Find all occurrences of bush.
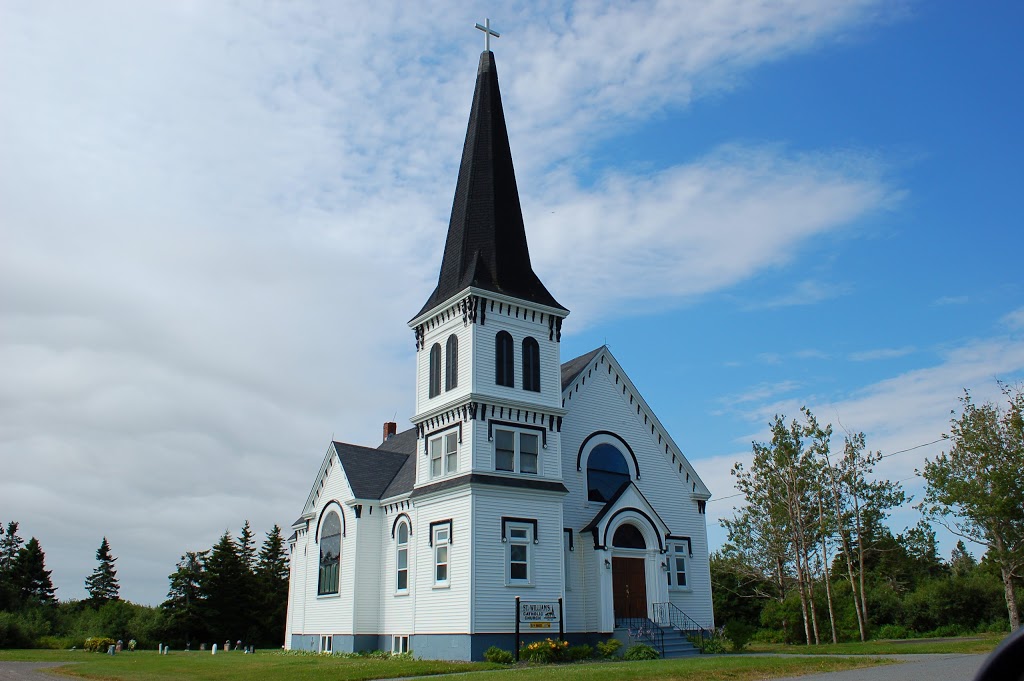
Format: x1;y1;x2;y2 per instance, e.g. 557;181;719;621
521;637;568;663
36;635;81;649
596;638;622;659
873;624;912;640
693;631;726;654
623;643;659;660
567;644;593;661
751;627;786;644
724;621;756;651
84;637;116;653
483;646;514;664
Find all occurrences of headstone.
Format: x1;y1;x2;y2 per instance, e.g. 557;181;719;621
212;644;217;655
107;645;115;655
200;643;206;651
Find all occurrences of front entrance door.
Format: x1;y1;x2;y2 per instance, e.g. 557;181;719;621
612;557;647;620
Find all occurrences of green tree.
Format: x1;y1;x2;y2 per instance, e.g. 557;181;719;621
919;384;1024;630
0;521;26;610
202;531;246;640
950;540;977;577
254;525;289;646
84;537;120;605
162;550;209;647
12;538;57;606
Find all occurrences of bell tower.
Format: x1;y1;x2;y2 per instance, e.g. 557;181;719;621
408;42;568;489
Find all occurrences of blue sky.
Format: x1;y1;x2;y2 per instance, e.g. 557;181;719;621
1;1;1022;604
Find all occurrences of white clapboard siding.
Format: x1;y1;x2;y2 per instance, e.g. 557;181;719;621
354;507;383;634
470;488;565;633
415;313;475;416
378;504;415;635
471;411;563;479
412;490;474;633
469;303;562;410
298;460;357;635
560;350;714;630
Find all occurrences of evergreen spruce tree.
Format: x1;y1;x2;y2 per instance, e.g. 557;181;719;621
162;550;209;647
202;530;246;641
85;537;121;605
255;525;289;646
13;537;57;606
237;521;257;573
0;521;24;572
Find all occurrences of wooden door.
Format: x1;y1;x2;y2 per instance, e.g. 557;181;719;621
612;557;647;620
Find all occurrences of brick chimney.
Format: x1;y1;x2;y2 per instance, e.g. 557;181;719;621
383;421;397;443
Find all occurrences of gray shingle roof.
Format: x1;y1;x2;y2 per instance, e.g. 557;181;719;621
415;51;565;318
333;441;410;500
561;346;603;391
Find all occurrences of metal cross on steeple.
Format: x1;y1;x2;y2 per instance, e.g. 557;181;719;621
474;18;500;52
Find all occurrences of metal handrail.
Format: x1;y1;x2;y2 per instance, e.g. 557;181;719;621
616;616;664;657
652;602;709;653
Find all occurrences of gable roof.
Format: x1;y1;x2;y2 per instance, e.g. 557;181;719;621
561;346;603;391
333;441;409;500
415;50;565;318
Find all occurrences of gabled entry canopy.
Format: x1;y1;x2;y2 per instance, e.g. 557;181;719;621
581;481;671;553
416;50;566;318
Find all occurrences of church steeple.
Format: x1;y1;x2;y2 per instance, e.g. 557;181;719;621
416;50;566;318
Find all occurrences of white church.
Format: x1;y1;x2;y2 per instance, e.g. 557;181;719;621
284;38;714;661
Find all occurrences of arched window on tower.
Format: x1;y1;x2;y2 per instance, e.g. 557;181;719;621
429;343;441;398
522;337;540;392
445;335;458;391
495;331;514;387
587;443;631;503
318;511;341;595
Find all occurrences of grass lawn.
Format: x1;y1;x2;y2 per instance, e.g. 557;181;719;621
746;633;1005;656
0;649;894;681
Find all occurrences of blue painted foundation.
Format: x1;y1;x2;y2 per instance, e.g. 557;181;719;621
291;631;613;661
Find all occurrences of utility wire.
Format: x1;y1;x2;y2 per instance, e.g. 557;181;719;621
707;437;946;504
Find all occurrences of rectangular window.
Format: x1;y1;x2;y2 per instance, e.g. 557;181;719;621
434;526;450;586
320;635;332;653
493;428;540;475
668;544;687;588
391;635;409;654
520;433;538;474
429;430;458;478
507;524;532;584
495;429;515;471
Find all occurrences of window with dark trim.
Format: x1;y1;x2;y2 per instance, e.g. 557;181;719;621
587;443;630;502
494;428;539;474
395;521;409;592
428;343;441;398
668;543;687;588
612;524;646;549
522;337;540;392
445;335;458;391
495;331;514;387
318;511;341;595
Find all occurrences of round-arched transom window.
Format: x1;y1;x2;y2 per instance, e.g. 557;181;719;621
612;523;646;549
587;443;631;503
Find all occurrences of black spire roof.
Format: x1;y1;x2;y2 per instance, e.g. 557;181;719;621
415;50;566;318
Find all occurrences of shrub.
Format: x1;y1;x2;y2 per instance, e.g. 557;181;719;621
623;643;659;660
567;644;593;661
84;637;116;653
596;638;622;659
873;624;912;640
751;627;786;644
36;635;81;649
724;621;756;651
521;637;568;663
693;631;726;654
483;646;514;664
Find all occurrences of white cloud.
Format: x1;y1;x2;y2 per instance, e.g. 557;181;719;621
1002;307;1024;330
849;346;917;361
0;0;902;602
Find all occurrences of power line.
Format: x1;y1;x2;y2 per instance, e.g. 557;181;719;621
707;437;946;504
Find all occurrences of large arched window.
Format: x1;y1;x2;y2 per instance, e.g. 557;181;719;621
445;335;458;391
396;521;409;592
429;343;441;398
495;331;514;387
587;444;631;503
522;337;540;392
612;523;647;549
318;511;341;595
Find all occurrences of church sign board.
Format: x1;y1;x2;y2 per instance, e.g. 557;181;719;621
515;597;564;660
